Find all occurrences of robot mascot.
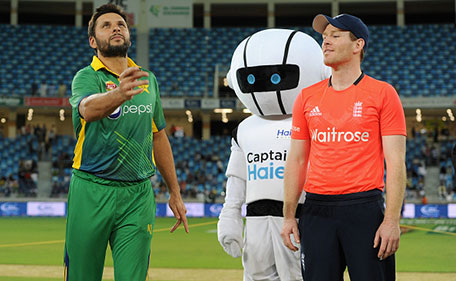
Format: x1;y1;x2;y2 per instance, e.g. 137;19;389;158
217;29;330;281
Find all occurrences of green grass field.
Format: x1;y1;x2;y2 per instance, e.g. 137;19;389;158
0;217;455;281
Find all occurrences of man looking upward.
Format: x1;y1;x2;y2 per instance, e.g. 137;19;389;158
65;4;188;281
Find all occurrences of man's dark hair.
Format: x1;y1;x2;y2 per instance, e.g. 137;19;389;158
88;4;129;38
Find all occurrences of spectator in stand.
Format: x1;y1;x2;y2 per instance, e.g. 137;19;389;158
48;83;57;96
31;82;38;96
57;82;67;97
431;146;439;166
48;125;56;146
445;168;454;194
417;163;427;179
417;178;425;193
441;126;450;140
18;159;37;197
440;166;447;184
169;124;177;136
39;82;48;97
438;181;447;201
433;125;439;143
173;126;185;138
18;160;27;195
421;194;428;204
50;180;62;198
6;175;18;195
0;176;9;197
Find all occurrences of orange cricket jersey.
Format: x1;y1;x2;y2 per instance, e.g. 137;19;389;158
291;74;406;195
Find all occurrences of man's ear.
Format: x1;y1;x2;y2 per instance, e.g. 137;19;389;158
353;38;364;55
356;38;365;53
89;36;97;50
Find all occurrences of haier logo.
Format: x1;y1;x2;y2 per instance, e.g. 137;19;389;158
276;129;291;139
311;127;369;143
248;162;284;180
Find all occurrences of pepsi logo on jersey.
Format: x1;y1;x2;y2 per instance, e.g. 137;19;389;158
107;104;154;120
108;106;122;120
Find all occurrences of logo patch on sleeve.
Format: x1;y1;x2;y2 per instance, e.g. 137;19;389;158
106;81;118;91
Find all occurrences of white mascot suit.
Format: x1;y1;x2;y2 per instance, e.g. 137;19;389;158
217;29;330;281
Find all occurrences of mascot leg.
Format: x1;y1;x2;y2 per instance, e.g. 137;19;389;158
242;217;280;281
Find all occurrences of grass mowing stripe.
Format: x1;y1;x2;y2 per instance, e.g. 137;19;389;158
153;220;217;233
0;220;217;248
400;224;456;237
0;240;65;248
4;221;449;249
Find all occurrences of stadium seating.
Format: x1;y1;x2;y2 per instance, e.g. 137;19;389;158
0;24;454;97
163;135;231;196
0;135;38;179
46;135;231;198
0;132;454;200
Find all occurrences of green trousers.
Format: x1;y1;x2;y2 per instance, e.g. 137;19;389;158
64;170;156;281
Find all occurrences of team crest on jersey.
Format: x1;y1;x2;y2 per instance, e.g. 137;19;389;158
353;101;363;117
108;106;122;120
105;81;118;91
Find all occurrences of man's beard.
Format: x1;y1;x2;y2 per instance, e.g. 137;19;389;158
96;36;130;58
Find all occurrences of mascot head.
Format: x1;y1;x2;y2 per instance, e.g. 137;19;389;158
227;29;331;116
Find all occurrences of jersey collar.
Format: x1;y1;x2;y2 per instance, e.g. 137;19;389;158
90;56;140;76
328;71;365;87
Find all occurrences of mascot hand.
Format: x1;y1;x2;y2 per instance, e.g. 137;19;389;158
217;214;243;258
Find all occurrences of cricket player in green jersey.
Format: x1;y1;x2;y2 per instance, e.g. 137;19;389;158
64;4;189;281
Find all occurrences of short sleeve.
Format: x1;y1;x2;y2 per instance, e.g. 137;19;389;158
150;74;166;132
380;84;407;136
291;92;310;140
70;68;100;114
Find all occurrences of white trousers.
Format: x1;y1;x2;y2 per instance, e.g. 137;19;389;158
243;216;303;281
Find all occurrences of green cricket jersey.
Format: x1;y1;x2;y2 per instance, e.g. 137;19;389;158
69;56;166;182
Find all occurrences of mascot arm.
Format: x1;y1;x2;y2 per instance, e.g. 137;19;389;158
217;138;246;258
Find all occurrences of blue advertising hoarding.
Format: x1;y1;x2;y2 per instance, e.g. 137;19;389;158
415;204;448;218
204;203;224;217
0;202;27;216
0;202;454;218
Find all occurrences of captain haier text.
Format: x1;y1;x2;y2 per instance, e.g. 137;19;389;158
247;150;287;181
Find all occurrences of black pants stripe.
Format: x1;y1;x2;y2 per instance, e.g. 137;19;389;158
298;189;395;281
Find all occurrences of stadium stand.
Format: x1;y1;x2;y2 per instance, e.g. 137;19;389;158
0;18;454;201
0;134;39;197
0;131;452;201
0;24;455;97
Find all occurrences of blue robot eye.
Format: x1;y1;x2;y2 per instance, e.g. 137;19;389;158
271;73;281;85
247;74;255;84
